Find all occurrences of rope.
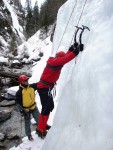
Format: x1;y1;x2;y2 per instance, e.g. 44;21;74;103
20;115;23;142
56;0;78;52
18;116;23;149
76;0;88;26
71;0;88;73
70;0;88;45
56;0;88;53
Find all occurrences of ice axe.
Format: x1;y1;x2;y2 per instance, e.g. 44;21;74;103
79;25;90;44
74;26;82;44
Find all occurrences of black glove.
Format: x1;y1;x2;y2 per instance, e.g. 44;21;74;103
73;42;78;48
20;109;26;116
69;42;78;52
69;44;79;56
78;44;84;51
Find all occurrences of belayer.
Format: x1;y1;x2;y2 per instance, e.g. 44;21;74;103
36;41;84;138
16;75;40;141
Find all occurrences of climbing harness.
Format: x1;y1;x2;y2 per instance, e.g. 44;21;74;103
40;79;56;98
52;84;56;98
23;102;36;109
40;79;56;87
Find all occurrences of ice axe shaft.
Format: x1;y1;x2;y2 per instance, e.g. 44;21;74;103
74;26;82;43
79;25;90;44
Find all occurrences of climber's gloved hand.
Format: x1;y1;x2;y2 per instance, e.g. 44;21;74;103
69;42;79;56
73;42;78;49
69;42;78;52
78;44;84;51
20;109;26;116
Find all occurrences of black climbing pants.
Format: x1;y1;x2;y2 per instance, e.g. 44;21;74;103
37;88;54;115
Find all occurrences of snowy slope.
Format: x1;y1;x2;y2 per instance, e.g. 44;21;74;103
18;25;53;60
0;0;25;55
9;132;44;150
3;0;25;41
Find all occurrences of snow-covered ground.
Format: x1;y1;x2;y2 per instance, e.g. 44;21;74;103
9;131;44;150
0;56;8;63
9;0;113;149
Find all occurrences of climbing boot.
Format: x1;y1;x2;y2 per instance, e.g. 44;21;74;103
46;124;51;130
28;135;34;141
36;129;47;139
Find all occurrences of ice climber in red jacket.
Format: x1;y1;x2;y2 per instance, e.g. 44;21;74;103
36;43;84;138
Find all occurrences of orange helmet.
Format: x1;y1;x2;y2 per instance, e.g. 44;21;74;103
56;51;65;57
18;75;29;84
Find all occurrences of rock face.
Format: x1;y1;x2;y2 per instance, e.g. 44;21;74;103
0;109;12;123
0;105;37;150
0;107;23;150
0;133;5;141
6;132;20;140
0;142;6;149
0;100;15;107
0;0;25;56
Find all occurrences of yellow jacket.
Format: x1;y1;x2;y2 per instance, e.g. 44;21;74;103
16;83;37;111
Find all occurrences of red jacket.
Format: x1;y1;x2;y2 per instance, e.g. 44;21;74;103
37;50;76;88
